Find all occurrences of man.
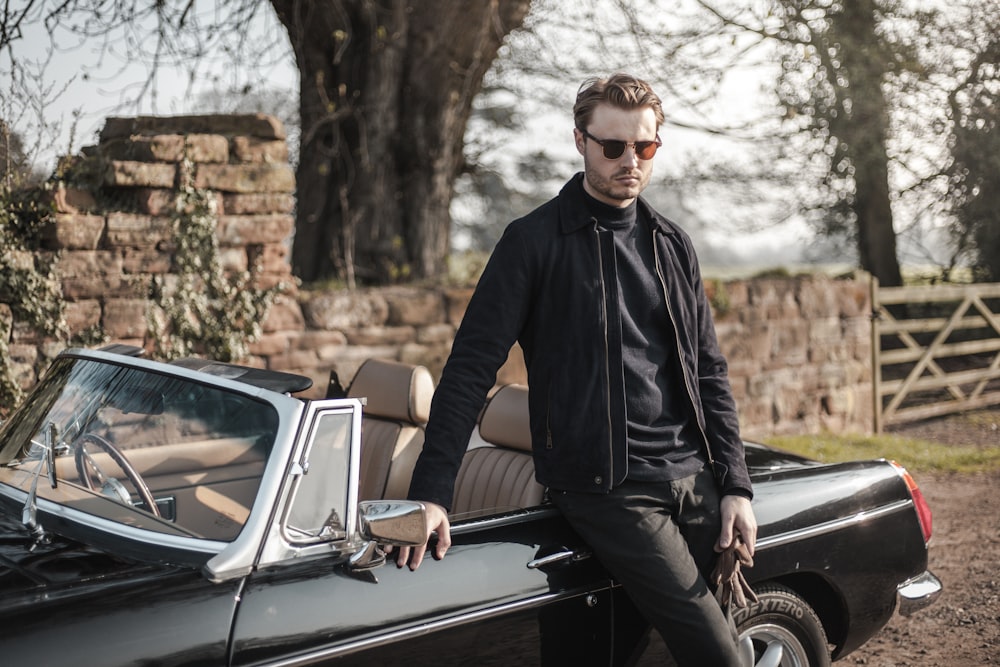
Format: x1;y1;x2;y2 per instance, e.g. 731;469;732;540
398;73;757;666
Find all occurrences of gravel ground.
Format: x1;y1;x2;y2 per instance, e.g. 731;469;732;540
843;411;1000;666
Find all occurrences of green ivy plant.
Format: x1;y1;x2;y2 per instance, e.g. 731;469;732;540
148;159;286;362
706;277;732;318
0;183;68;412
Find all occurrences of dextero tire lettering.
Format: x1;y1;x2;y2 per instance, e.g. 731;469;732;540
735;584;831;667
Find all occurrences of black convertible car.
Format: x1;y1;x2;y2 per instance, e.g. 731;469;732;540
0;346;939;666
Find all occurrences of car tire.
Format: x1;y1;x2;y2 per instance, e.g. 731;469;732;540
734;583;831;667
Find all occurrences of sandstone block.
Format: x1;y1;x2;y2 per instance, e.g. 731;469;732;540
837;281;871;318
798;277;839;320
222;192;295;215
60;278;121;300
106;213;173;247
345;326;417;346
231;136;289;163
262;297;305;333
10;317;47;343
122;248;172;274
217;214;294;245
45;213;105;250
293;330;351;350
63;275;149;301
749;280;800;320
101;135;182;161
809;340;852;364
416;323;455;344
384;288;445;326
135;188;176;215
57;250;134;299
302;291;390;330
250;243;291;274
58;250;123;278
105;160;177;188
313;335;349;363
194;163;295;193
101;133;230;163
102;299;149;339
185;134;230;163
769;321;808;366
247;332;291;357
64;300;102;334
721;280;750;312
808;316;843;346
7;343;38;389
823;388;857;420
268;348;320;371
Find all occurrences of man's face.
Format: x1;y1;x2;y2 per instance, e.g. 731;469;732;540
574;104;659;208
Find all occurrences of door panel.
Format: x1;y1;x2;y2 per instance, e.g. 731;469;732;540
231;510;613;666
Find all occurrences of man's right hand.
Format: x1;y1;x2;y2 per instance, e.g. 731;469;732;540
390;501;451;570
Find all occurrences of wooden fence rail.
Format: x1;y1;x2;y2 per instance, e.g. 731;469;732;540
871;279;1000;432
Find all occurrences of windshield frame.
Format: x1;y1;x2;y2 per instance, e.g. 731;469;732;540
0;348;306;570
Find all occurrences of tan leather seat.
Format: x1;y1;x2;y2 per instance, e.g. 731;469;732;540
450;384;544;517
347;358;434;501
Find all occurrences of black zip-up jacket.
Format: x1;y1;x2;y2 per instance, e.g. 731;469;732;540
408;174;752;509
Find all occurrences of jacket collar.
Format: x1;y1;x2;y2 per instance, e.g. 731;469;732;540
558;173;674;236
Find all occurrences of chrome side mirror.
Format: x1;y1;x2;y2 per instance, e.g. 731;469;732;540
349;501;428;571
357;500;428;546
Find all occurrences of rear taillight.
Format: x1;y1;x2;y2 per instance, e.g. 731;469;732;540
891;461;933;544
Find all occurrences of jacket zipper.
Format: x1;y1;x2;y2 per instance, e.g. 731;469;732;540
651;228;716;469
595;225;615;486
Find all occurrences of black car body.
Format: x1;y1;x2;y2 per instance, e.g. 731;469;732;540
0;347;939;666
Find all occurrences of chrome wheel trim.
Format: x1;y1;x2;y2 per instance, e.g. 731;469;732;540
740;622;809;667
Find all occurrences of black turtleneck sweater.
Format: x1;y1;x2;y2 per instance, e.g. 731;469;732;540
583;190;705;482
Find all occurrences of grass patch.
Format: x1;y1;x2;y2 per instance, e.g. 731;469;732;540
763;432;1000;474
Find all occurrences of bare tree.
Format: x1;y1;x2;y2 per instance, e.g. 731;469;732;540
938;6;1000;282
649;0;916;286
271;1;530;285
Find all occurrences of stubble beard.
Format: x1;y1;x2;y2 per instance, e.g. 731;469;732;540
584;163;650;206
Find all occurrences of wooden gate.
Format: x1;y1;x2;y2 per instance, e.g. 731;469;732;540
871;279;1000;431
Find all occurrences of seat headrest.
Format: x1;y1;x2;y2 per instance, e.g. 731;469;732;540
347;359;434;424
478;384;532;452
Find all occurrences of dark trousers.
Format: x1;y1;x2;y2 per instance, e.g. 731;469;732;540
550;466;741;667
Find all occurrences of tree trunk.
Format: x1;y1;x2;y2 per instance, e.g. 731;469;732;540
834;0;904;287
271;0;531;286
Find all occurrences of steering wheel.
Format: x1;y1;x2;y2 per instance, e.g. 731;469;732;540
74;433;161;518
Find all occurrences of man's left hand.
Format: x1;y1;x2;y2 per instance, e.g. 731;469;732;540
716;494;757;556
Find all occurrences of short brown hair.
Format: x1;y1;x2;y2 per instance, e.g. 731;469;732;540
573;73;665;131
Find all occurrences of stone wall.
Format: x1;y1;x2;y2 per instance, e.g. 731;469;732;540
7;113;302;390
710;277;873;438
4;114;873;437
293;276;873;439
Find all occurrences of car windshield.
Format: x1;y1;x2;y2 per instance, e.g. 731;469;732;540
0;355;280;541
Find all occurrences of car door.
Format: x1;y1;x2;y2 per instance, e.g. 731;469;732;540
228;399;616;666
231;509;615;666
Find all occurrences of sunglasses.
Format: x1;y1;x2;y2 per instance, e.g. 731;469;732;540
580;129;662;160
